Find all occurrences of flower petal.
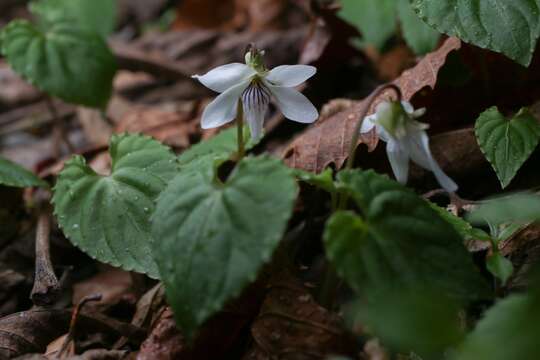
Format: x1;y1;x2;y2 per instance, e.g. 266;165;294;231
193;63;256;93
201;80;250;129
407;131;458;192
386;139;410;184
268;85;318;123
266;65;316;87
360;114;377;133
243;102;267;141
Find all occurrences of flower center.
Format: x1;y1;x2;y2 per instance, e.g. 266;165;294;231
241;79;271;114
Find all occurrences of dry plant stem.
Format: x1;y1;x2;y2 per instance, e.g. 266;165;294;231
236;100;245;160
318;84;402;309
31;210;61;306
58;294;103;357
45;96;75;155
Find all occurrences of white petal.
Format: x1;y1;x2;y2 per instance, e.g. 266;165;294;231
201;81;250;129
401;101;415;114
265;65;316;87
408;131;458;192
193;63;256;93
360;114;377;133
243;102;268;141
386;140;410;184
268;85;318;123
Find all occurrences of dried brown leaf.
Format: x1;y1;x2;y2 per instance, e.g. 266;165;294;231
283;37;462;173
242;271;356;360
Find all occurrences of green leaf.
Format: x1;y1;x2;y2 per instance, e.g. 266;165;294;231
338;0;397;50
455;293;540;360
350;290;463;359
53;134;178;278
178;127;254;169
467;192;540;226
475;107;540;188
428;202;490;241
486;252;513;285
410;0;540;66
294;168;336;194
397;1;440;55
153;155;297;339
0;20;116;108
30;0;117;37
0;156;47;188
325;170;489;301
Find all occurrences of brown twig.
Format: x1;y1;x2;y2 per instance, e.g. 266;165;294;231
31;210;61;306
58;294;103;358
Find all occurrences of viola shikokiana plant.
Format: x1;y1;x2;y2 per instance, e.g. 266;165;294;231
1;0;540;358
49;45;540;359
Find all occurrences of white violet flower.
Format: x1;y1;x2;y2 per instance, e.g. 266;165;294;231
193;49;319;140
360;100;458;192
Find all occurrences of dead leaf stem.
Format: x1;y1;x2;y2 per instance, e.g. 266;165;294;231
31;210;61;306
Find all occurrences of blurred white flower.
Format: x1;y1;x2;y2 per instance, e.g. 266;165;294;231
361;100;458;192
193;49;318;140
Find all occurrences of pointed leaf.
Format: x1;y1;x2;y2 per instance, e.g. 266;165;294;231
0;20;116;108
53;134;178;278
0;156;47;188
325;170;489;301
486;252;513;285
475;107;540;188
153;155;297;339
410;0;540;66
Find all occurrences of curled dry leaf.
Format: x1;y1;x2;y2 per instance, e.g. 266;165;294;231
283;37;462;173
242;271;356;360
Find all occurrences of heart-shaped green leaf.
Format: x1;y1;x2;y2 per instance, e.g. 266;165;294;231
53;134;178;278
410;0;540;66
0;20;116;108
456;293;540;360
325;170;489;302
153;155;297;339
0;156;47;188
475;107;540;188
30;0;117;37
397;1;439;55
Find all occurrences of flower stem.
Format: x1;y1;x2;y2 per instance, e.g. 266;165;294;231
236;100;245;160
345;83;402;170
318;84;402;309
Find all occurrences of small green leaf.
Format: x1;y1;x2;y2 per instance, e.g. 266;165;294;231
475;107;540;188
178;127;254;169
486;252;513;285
0;20;116;108
350;290;463;359
467;192;540;226
30;0;117;37
153;155;297;339
294;168;336;194
397;1;440;55
338;0;397;50
325;170;489;301
428;202;490;242
53;134;178;278
0;156;47;188
410;0;540;66
456;293;540;360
